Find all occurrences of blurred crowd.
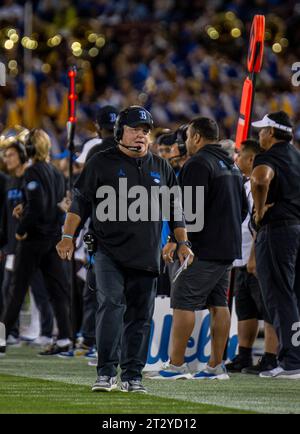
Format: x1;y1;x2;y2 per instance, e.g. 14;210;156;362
0;0;300;160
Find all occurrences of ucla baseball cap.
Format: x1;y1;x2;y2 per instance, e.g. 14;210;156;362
96;106;119;131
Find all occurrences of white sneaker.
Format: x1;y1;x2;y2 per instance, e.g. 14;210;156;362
31;336;53;347
6;335;21;346
20;330;39;341
193;363;230;380
260;366;300;379
149;360;192;380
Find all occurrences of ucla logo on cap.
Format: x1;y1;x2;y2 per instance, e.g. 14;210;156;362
139;110;147;120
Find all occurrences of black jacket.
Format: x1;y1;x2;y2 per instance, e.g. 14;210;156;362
70;147;185;274
17;161;65;240
0;175;25;253
0;171;7;213
0;171;8;247
178;144;247;262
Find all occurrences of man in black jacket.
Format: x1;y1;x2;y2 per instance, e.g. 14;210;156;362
0;129;72;356
56;105;193;393
157;117;246;380
0;142;54;346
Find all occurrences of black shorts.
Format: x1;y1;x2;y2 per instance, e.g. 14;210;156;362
170;259;231;311
234;266;267;321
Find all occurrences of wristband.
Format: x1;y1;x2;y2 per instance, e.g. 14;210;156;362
177;240;192;248
62;234;74;240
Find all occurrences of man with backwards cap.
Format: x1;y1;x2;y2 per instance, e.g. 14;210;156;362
56;106;192;393
251;111;300;379
76;105;119;165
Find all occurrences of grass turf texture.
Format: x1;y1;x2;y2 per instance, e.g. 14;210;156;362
0;346;299;414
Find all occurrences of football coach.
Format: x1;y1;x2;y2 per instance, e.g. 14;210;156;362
56;106;193;393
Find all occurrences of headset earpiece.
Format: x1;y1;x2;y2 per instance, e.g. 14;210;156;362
25;129;37;158
18;142;27;164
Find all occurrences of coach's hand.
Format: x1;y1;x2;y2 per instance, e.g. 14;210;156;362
13;203;24;219
254;203;274;226
177;244;194;266
56;238;75;261
162;242;177;264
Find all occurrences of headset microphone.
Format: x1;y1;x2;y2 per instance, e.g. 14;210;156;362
119;143;142;152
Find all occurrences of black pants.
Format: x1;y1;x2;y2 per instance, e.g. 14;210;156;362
1;269;54;338
256;224;300;370
0;258;4;314
81;270;97;346
1;238;71;340
29;270;54;337
94;249;157;381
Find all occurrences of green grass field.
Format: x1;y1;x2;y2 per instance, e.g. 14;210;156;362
0;346;299;414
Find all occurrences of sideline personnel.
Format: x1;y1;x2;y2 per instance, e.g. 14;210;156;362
225;139;278;374
251;111;300;379
56;106;193;393
157;117;247;380
0;129;72;356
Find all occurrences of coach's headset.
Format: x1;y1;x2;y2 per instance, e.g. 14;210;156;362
114;106;154;152
159;125;188;161
24;128;38;158
175;124;188;157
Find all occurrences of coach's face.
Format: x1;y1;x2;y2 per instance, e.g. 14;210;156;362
120;124;151;157
259;127;273;150
186;125;202;156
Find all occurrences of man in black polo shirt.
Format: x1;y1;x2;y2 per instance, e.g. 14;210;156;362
251;111;300;379
155;117;247;380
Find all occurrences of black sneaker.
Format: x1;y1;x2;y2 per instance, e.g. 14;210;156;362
92;376;118;392
0;346;6;357
225;355;253;373
242;355;277;375
120;380;147;393
38;343;71;356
